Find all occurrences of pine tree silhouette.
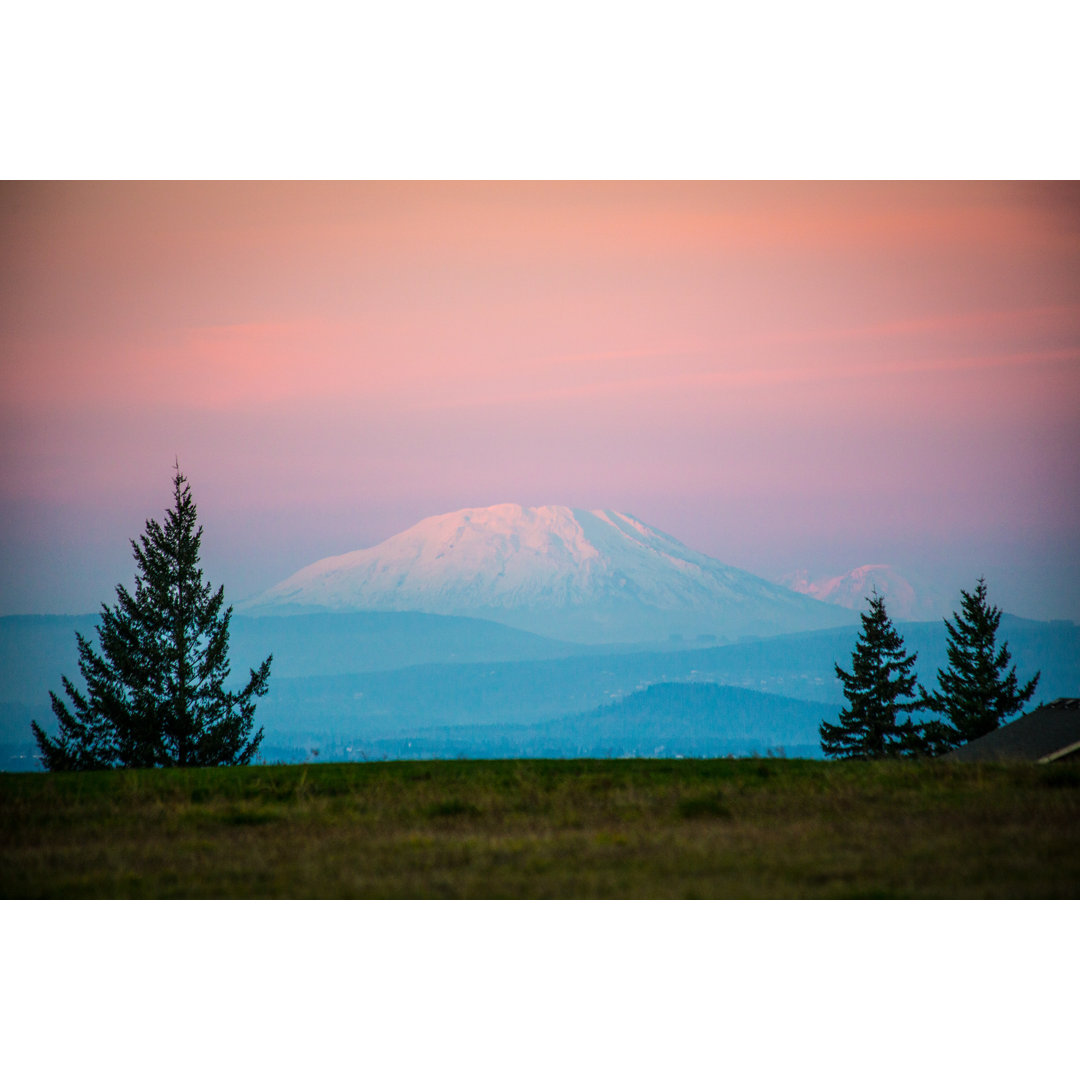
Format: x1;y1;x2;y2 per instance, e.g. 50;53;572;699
34;467;271;770
928;577;1039;749
820;591;927;759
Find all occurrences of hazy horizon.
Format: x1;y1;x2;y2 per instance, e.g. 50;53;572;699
2;181;1078;620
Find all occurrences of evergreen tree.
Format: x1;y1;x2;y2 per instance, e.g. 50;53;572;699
820;591;927;759
33;467;271;770
928;576;1039;749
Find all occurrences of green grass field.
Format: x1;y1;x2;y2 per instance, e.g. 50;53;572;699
2;758;1078;898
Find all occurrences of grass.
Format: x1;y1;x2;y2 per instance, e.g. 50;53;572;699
2;758;1079;898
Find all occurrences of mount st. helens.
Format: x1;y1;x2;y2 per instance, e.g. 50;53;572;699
241;504;856;644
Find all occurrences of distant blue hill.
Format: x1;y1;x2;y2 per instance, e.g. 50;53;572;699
550;681;827;756
377;682;827;760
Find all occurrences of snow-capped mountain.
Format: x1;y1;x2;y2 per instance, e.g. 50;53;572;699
778;564;950;620
241;504;856;644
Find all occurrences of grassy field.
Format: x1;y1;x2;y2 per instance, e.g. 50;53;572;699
2;757;1079;898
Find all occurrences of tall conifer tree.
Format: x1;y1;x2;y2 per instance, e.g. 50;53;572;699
33;467;271;770
928;577;1039;749
820;591;927;759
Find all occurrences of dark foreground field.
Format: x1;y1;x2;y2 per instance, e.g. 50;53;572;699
2;758;1078;898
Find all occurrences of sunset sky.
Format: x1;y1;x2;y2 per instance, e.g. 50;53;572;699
2;181;1078;619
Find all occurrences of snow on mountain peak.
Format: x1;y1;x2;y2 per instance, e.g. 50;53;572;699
437;504;601;562
242;503;857;643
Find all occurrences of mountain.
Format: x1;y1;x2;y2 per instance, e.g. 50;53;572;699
778;564;951;620
537;682;826;758
240;504;856;644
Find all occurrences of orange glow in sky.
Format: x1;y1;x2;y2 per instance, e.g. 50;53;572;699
1;181;1078;617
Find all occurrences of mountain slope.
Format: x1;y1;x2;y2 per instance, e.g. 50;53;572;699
241;504;855;644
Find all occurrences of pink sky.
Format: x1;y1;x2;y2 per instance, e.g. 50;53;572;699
2;181;1078;618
